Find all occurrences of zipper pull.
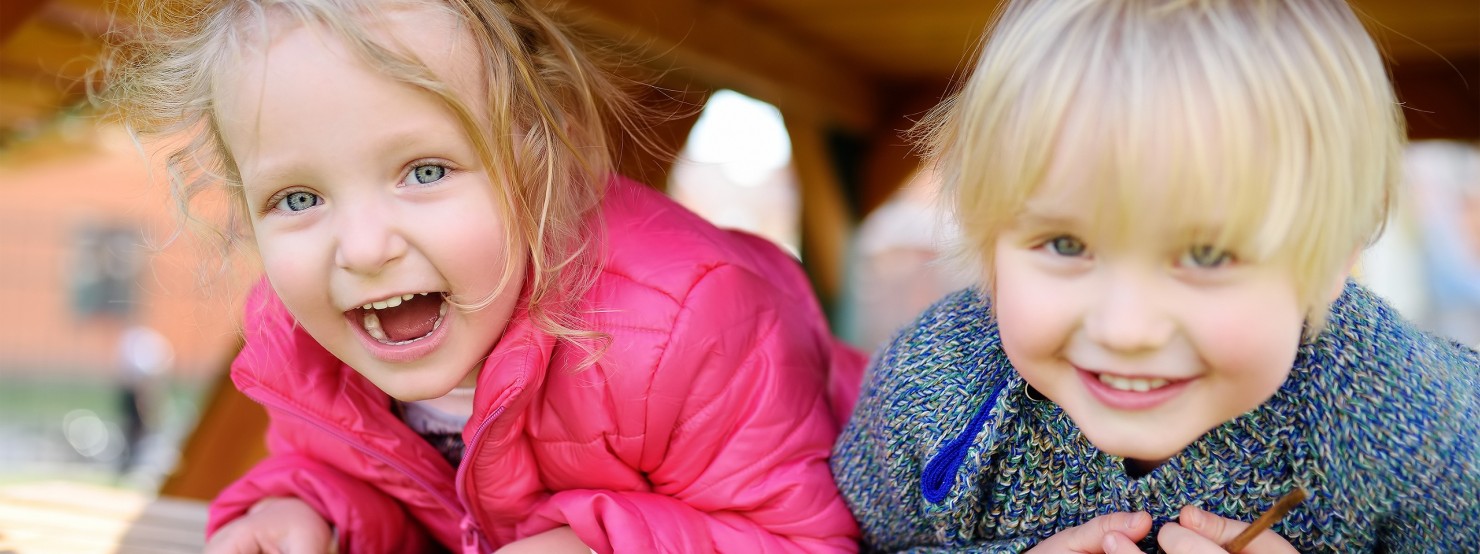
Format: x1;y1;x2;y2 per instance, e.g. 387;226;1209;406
460;514;485;554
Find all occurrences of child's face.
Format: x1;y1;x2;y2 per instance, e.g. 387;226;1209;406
217;7;525;401
991;155;1307;468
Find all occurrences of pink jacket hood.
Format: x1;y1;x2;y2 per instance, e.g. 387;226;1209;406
209;177;865;552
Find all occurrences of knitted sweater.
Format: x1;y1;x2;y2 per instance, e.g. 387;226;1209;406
831;282;1479;553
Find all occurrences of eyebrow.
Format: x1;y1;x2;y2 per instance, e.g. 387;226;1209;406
1011;206;1084;230
242;126;455;189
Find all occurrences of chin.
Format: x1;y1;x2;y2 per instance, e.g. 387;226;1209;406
356;366;458;403
1085;431;1191;465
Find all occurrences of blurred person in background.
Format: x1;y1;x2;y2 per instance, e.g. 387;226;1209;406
842;169;972;352
115;323;173;480
1410;141;1480;347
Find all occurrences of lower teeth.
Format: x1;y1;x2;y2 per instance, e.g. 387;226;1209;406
360;301;446;345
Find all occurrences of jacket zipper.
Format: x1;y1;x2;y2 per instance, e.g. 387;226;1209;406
456;404;505;554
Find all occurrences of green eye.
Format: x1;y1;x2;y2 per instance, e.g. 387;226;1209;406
1047;236;1086;257
1183;245;1232;268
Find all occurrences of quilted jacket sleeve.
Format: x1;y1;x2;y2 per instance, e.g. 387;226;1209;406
208;450;435;553
206;280;437;553
526;263;861;553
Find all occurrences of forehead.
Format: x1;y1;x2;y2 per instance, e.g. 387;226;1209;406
212;3;485;175
213;3;483;128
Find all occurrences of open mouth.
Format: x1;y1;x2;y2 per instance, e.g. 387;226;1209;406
351;292;448;345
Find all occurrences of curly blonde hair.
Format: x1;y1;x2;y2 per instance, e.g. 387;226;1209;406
101;0;649;356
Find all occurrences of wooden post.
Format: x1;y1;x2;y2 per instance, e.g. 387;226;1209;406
158;341;267;502
613;85;710;192
784;113;855;316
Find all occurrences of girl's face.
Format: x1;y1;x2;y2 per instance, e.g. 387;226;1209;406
217;7;525;401
990;152;1312;470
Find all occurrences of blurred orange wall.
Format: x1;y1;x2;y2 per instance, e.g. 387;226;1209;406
0;123;251;378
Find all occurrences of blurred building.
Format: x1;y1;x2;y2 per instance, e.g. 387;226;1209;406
0;123;250;378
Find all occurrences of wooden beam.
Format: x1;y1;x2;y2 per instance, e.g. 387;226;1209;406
33;1;128;41
534;0;880;132
159;342;268;502
855;83;951;217
1393;53;1480;140
784;112;855;313
0;0;48;45
613;85;710;192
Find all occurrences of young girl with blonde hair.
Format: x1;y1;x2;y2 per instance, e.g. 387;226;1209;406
105;0;864;551
831;0;1479;551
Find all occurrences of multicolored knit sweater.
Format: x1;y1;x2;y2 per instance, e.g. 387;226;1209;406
832;282;1479;553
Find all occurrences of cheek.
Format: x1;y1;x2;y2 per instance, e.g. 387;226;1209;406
255;236;327;314
992;251;1070;363
1196;293;1304;394
437;216;515;274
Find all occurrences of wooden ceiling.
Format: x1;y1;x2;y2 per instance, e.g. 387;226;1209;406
2;0;1477;145
1;0;1474;311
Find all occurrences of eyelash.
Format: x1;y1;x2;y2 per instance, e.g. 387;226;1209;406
402;161;452;187
1042;235;1087;257
262;188;321;215
1179;245;1236;269
256;160;456;216
1033;234;1238;269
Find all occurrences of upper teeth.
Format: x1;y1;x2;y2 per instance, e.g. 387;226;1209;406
1097;374;1170;392
362;299;448;345
362;292;429;311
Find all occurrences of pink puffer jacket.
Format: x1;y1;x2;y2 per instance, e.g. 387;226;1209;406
208;177;866;553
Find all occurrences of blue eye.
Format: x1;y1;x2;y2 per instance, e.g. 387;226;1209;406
406;164;447;185
1182;245;1233;268
276;191;321;212
1046;236;1086;257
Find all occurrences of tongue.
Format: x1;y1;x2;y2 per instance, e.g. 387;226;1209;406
379;295;442;342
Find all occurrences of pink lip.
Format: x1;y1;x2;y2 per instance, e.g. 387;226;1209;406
1076;366;1191;411
345;309;450;363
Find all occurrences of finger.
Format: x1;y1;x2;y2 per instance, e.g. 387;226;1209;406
1163;506;1298;554
1043;512;1152;552
1101;531;1142;554
277;527;331;554
1157;523;1230;554
204;522;262;554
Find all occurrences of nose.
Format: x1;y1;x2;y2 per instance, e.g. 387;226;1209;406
1082;268;1175;354
332;199;408;275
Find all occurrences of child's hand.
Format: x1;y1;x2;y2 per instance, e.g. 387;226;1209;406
1027;511;1152;553
205;496;334;554
1157;505;1297;554
494;526;593;553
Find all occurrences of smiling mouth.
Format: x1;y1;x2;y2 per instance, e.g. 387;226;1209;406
1095;373;1172;392
352;292;448;344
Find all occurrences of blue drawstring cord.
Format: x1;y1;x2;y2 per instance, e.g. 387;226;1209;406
920;382;1006;504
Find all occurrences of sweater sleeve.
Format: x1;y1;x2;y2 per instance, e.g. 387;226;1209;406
1378;339;1480;552
525;263;860;553
831;328;928;550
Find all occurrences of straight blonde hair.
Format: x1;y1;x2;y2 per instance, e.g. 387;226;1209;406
101;0;649;356
919;0;1403;331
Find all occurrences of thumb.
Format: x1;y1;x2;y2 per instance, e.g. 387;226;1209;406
1164;505;1297;554
1101;530;1143;554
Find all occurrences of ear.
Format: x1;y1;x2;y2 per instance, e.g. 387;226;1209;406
1325;249;1362;303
